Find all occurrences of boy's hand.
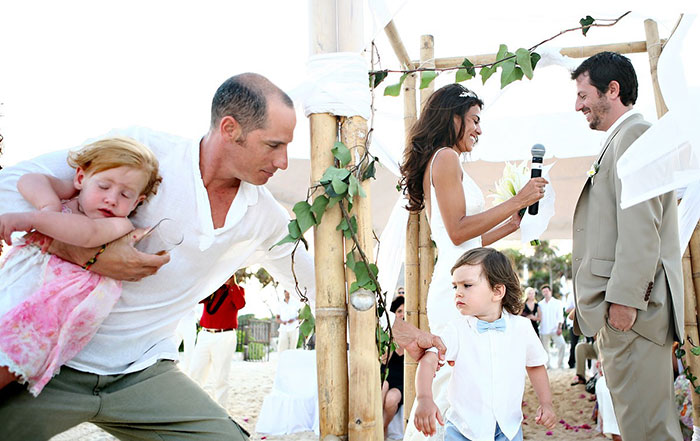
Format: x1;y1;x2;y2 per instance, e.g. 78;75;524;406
535;404;556;429
414;397;444;436
0;212;35;246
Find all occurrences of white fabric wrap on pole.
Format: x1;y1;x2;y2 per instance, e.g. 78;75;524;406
520;163;556;244
694;425;700;441
615;15;700;251
300;52;371;120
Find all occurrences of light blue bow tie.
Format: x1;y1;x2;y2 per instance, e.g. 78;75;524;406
476;317;506;333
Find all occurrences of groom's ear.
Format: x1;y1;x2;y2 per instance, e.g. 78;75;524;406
606;80;621;100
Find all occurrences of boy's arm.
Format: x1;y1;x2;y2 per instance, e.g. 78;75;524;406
526;365;556;429
0;211;134;248
414;351;445;436
17;173;77;212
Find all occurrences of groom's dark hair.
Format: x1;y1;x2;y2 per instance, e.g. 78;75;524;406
571;51;638;106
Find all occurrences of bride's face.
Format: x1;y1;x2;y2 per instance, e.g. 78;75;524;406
453;105;482;153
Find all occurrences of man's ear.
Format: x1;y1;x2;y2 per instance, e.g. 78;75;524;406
492;284;506;302
73;167;86;190
607;80;621;100
220;116;243;143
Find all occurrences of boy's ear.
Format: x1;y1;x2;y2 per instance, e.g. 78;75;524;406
492;284;506;302
73;167;86;190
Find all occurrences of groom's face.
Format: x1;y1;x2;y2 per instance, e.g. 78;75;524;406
575;73;612;132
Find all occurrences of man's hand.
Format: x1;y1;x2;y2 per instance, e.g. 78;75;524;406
392;319;447;364
50;228;169;281
556;325;562;336
608;302;637;331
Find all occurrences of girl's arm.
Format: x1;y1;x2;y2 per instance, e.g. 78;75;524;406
431;150;547;246
17;173;78;212
526;365;556;429
0;211;133;248
414;351;444;436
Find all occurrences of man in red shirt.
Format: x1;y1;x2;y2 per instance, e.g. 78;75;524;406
189;275;246;407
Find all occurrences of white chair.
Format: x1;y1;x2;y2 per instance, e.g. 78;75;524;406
256;349;319;435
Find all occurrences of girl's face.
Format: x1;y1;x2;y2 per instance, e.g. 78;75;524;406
452;263;504;320
453;105;482;154
527;289;536;301
74;166;148;219
395;304;405;321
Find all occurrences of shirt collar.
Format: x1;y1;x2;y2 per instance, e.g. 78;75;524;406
601;109;641;147
465;310;510;332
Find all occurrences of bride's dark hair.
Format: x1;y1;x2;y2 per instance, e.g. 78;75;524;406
399;83;483;212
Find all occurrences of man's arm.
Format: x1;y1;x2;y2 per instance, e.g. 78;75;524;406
48;228;169;281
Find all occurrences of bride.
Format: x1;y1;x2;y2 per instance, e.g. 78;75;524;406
399;83;547;440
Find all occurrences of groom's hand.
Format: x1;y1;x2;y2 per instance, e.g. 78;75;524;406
608;303;637;331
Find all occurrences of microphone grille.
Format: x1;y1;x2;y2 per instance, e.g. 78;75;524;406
531;144;546;158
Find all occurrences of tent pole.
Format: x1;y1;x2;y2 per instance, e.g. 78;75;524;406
384;20;416;70
418;35;436;335
309;1;349;438
403;72;419;429
644;19;669;117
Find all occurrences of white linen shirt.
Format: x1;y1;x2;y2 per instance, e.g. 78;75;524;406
0;127;315;375
278;299;300;332
433;311;547;441
538;297;563;335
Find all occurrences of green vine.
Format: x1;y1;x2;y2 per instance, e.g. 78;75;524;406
371;11;631;95
275;11;629;367
676;339;700;394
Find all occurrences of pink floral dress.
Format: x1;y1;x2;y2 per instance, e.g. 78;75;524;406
0;214;121;396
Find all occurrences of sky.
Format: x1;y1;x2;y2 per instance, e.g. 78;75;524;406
1;0;697;316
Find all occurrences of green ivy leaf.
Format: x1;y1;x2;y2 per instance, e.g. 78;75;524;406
369;263;379;277
327;195;343;208
384;73;408;97
349;280;361;293
420;71;438;90
346;251;356;271
298;304;314;321
480;65;497;85
271;233;295;249
331;177;349;195
293;201;315;234
455;58;475;83
320;167;351;184
332;141;352;168
353;262;372;286
515;48;534;79
580;15;594;36
369;70;388;88
690;346;700;356
300;319;314;337
499;59;518;89
288;219;301;239
310;195;329;225
495;44;509;65
530;51;541;70
348;175;366;199
361;159;377;181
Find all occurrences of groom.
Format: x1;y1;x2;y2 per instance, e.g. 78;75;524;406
570;51;684;441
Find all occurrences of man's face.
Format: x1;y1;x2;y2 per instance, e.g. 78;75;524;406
284;291;290;302
575;73;612;131
542;287;552;299
234;99;295;185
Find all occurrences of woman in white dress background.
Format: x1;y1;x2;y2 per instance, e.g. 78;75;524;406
399;83;547;441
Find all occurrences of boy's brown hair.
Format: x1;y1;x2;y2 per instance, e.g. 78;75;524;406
450;247;524;315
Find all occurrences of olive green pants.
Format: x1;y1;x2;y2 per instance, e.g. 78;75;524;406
0;360;249;441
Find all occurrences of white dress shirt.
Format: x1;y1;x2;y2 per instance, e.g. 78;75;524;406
278;298;300;332
538;297;563;335
0;127;315;375
434;311;547;441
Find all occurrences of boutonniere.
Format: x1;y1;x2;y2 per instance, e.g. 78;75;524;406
587;162;599;178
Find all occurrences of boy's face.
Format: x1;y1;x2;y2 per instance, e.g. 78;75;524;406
452;264;503;319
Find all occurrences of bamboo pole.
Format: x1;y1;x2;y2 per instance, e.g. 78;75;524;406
309;1;348;438
644;19;669;117
384;20;415;70
403;72;419;427
420;40;665;69
342;116;382;441
418;35;435;333
685;231;700;419
337;1;381;439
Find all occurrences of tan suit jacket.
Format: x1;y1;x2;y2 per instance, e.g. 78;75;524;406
572;113;684;345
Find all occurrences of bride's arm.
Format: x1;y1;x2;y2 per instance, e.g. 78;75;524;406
432;151;545;246
481;213;521;246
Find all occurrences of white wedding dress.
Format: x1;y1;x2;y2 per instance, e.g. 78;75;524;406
405;147;485;441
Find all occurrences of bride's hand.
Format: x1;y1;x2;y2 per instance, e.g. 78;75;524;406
507;212;523;231
515;178;548;208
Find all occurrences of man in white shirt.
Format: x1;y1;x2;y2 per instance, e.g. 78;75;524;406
276;289;300;351
571;52;683;441
0;73;313;441
537;285;566;369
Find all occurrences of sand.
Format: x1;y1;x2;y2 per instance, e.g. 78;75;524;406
51;357;603;441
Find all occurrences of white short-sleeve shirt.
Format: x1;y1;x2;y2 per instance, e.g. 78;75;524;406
435;311;548;441
0;127;315;375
